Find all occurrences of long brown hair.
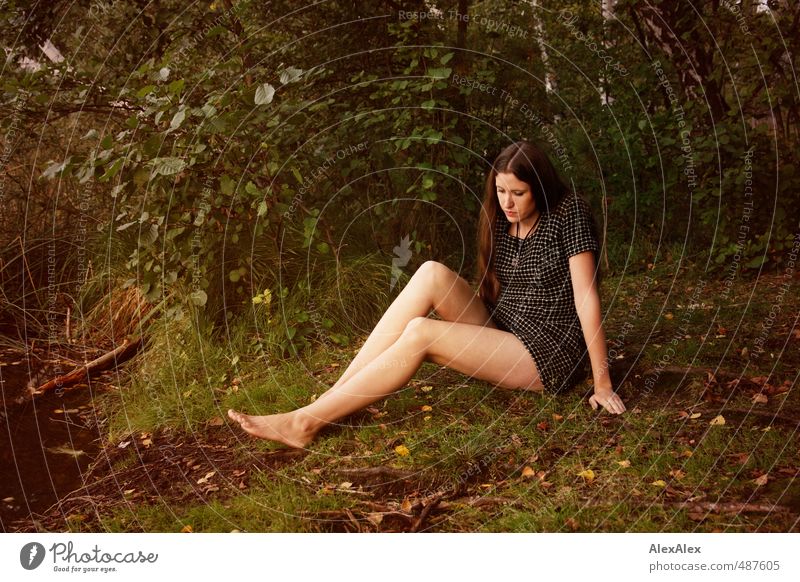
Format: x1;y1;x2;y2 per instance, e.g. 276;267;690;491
476;140;601;308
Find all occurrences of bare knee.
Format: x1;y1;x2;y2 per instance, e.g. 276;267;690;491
400;316;431;351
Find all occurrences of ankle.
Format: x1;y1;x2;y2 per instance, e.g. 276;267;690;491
290;410;321;437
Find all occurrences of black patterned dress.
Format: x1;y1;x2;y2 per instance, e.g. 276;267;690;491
484;195;600;394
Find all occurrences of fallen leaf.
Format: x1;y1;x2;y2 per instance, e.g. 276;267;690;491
394;444;410;457
521;466;536;479
421;405;432;412
651;480;667;487
565;517;580;531
577;469;595;483
117;440;131;449
423;415;432;421
537;421;549;431
664;312;674;319
680;449;693;458
669;469;685;480
709;415;726;426
753;474;769;486
338;481;353;490
197;471;216;485
689;412;702;419
367;513;384;527
552;413;564;421
180;525;193;533
141;438;153;447
420;385;433;392
752;393;768;404
401;498;413;513
207;416;224;427
617;460;631;468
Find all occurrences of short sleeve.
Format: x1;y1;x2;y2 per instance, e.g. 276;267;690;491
560;195;599;259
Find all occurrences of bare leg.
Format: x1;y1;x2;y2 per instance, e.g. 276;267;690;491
228;317;542;448
326;261;495;392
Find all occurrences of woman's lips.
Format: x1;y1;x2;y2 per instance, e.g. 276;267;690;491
504;211;516;215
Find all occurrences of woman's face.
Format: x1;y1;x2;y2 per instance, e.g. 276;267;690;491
495;171;536;223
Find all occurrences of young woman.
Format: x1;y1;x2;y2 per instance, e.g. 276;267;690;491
228;140;625;448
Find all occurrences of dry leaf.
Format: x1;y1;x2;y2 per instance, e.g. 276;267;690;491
710;415;726;426
689;412;702;419
197;471;216;485
521;466;536;478
669;469;685;480
753;474;769;486
180;525;193;533
680;449;693;458
207;416;224;427
338;481;353;490
651;480;667;487
420;385;433;392
617;460;631;468
421;405;432;412
577;469;595;483
565;517;579;531
401;498;413;513
141;438;153;447
367;513;384;526
423;415;432;421
394;444;410;457
664;312;674;320
552;413;564;421
752;393;768;404
537;421;549;431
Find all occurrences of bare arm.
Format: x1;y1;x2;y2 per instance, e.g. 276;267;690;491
568;251;626;414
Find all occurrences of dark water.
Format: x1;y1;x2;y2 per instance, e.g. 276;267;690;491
0;346;101;531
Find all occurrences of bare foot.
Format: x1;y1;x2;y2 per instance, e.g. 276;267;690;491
227;409;317;448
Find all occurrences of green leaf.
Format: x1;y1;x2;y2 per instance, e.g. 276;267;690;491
427;67;452;79
279;66;303;84
150;157;186;176
257;200;268;217
167;78;185;95
229;269;241;282
99;158;124;182
190;290;208;307
745;255;766;269
169;108;186;131
220;175;235;196
254;83;275;105
440;52;454;65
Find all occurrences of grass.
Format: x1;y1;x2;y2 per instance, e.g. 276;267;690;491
50;256;800;533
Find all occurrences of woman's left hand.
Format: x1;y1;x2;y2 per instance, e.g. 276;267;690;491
588;386;626;415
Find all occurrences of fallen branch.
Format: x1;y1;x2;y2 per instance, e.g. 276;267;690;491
334;466;417;481
31;335;143;396
666;501;796;514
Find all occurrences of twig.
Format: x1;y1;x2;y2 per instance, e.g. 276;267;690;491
410;492;444;532
334;466;416;481
31;335;143;395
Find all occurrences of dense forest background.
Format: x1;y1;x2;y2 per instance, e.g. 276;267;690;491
2;0;798;356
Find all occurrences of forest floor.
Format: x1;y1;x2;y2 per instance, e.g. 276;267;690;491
6;262;800;533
